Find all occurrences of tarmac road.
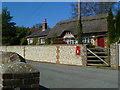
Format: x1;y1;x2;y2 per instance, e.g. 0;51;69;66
27;61;119;89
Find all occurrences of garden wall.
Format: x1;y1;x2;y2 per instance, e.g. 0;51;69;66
0;45;87;66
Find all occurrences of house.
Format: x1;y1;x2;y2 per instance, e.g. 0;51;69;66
26;19;50;45
47;13;108;48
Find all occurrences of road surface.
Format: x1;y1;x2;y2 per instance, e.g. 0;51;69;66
27;61;119;89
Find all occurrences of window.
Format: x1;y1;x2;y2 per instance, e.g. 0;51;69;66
30;39;33;44
66;32;71;34
82;38;92;43
66;38;75;45
40;38;45;44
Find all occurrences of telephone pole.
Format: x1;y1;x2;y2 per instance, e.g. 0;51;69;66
77;0;83;44
78;0;81;18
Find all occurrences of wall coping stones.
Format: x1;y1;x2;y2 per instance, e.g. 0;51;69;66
0;51;26;64
0;62;39;74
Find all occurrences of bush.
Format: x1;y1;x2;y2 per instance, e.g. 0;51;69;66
52;39;67;44
45;38;50;45
20;38;28;45
86;43;95;48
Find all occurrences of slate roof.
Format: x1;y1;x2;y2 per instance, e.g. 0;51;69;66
47;13;108;38
26;29;50;38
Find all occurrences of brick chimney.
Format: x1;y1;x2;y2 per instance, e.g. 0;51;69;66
42;19;47;30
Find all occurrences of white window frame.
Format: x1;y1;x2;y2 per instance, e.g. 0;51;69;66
40;38;45;44
29;39;33;44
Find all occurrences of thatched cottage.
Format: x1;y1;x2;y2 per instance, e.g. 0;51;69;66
26;13;108;48
47;13;108;48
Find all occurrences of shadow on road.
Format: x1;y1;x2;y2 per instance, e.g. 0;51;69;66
40;85;50;90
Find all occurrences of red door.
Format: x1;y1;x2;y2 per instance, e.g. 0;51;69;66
98;37;104;48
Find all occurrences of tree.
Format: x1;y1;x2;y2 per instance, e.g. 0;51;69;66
77;17;83;44
115;10;120;38
16;26;31;45
107;8;115;47
111;10;120;43
2;8;17;45
2;8;31;45
71;2;117;18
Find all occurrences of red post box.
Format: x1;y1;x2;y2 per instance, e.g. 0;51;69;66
76;46;80;55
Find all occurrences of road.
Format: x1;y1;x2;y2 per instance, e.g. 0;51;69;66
27;61;119;89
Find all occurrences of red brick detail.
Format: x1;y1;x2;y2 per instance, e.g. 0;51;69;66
56;46;60;64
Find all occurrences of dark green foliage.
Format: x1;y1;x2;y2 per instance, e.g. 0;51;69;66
45;38;50;45
115;10;120;38
16;27;30;45
52;39;67;44
51;33;57;43
77;17;83;44
20;38;28;45
2;8;31;45
2;8;16;45
86;43;95;48
33;37;38;45
107;8;115;47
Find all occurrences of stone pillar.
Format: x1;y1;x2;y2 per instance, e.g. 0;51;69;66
0;62;40;90
81;44;87;66
110;43;119;69
56;46;60;64
0;51;40;90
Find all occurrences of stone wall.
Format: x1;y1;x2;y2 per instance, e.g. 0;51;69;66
110;43;119;69
0;52;40;90
0;45;87;66
25;46;56;63
0;46;24;58
59;45;87;66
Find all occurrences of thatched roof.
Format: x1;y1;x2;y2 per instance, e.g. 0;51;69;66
26;29;50;38
47;13;108;38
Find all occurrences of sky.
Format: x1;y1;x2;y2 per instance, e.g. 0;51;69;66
1;0;120;2
2;1;120;28
2;2;74;28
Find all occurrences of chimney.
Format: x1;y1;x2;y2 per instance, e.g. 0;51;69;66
42;19;47;30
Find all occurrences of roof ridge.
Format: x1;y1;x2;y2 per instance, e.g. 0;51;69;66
57;13;108;25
